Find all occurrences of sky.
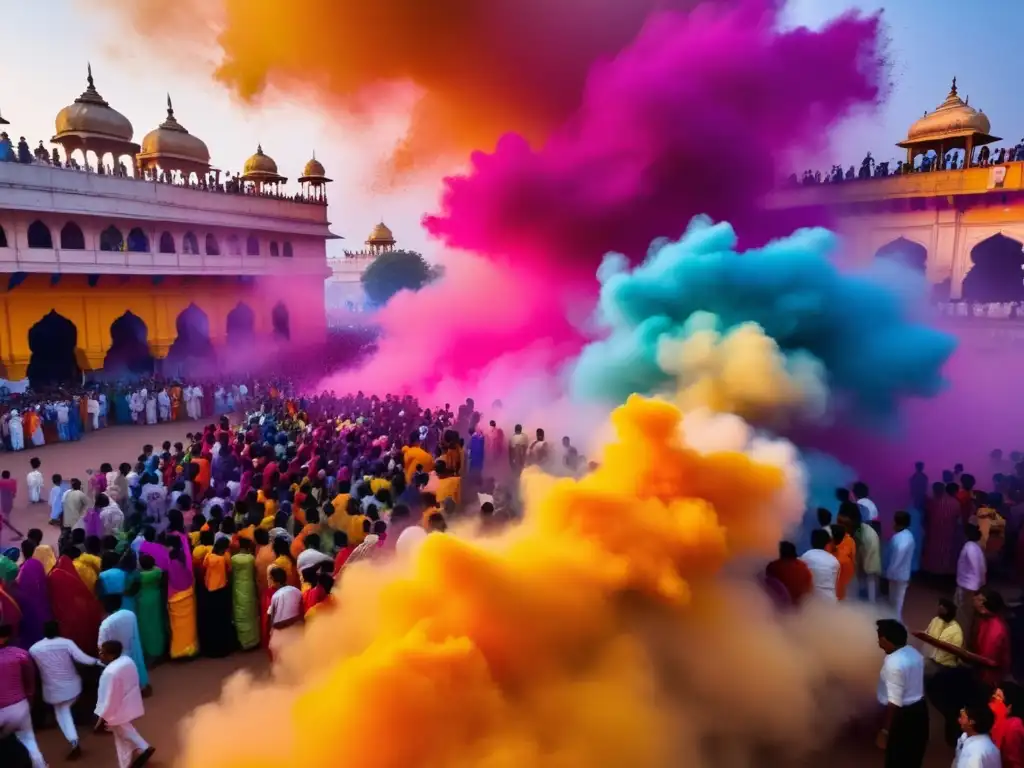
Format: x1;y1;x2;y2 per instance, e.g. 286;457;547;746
0;0;1018;258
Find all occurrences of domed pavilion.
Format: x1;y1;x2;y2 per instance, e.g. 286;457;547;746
52;64;139;167
897;78;1000;165
136;95;211;180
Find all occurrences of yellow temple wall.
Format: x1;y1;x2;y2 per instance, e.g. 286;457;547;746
0;274;326;380
833;199;1024;299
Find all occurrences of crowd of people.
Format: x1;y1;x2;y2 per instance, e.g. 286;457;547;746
765;453;1024;767
0;379;265;452
5;369;1024;766
0;390;575;766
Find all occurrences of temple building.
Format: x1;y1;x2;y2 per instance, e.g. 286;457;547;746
0;66;337;381
326;220;398;315
771;78;1024;309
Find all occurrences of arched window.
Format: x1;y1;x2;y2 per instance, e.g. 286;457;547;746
183;232;199;255
270;241;280;257
127;227;149;253
205;233;220;256
99;225;124;252
60;222;85;250
27;220;53;249
0;225;6;248
227;235;242;256
159;232;175;254
283;241;293;258
246;235;260;256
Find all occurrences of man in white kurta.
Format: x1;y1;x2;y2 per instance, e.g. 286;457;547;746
8;409;23;451
144;394;157;425
129;391;143;424
183;385;194;420
87;395;100;430
95;641;154;768
157;389;171;422
29;621;102;758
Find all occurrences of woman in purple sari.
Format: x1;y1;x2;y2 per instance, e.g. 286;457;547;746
15;540;51;646
138;526;171;573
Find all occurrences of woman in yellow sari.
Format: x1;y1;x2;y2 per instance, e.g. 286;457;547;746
271;536;299;588
166;536;198;659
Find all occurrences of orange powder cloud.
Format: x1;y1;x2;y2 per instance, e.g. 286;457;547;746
177;396;880;768
86;0;703;175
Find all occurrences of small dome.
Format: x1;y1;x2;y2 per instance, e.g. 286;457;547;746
139;96;210;166
303;157;326;178
905;78;992;141
244;144;278;175
54;65;134;142
367;221;395;245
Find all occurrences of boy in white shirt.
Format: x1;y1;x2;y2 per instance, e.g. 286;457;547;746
799;528;840;601
952;698;1002;767
95;639;155;768
26;457;43;504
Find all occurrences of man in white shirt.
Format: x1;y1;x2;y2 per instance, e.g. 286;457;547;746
839;502;881;603
95;640;154;768
952;698;1002;767
875;618;928;767
798;529;840;601
28;621;102;759
854;480;879;523
61;478;89;532
267;567;303;662
955;524;987;640
886;510;915;621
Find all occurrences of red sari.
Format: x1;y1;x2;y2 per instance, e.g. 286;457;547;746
974;614;1012;688
48;556;102;657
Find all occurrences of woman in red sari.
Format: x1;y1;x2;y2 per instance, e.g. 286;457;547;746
48;553;103;656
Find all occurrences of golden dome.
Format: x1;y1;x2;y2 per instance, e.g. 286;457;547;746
243;144;279;175
53;64;134;143
298;151;333;184
903;78;994;144
138;96;210;167
367;221;395;245
303;157;325;178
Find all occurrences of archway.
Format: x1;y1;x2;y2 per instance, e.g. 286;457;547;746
27;310;79;386
127;227;149;253
0;225;6;248
246;235;260;256
962;234;1024;302
166;303;216;369
226;302;256;343
271;302;290;340
205;234;220;256
99;226;123;252
269;241;280;257
283;241;293;258
60;222;86;250
183;232;199;255
103;311;154;375
227;235;241;256
159;232;175;254
27;220;53;249
875;237;927;272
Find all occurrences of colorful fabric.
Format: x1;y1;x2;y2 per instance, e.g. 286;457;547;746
15;558;50;647
136;567;167;660
168;587;199;659
48;556;102;657
230;553;259;650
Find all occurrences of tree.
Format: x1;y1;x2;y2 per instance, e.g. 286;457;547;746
361;250;434;307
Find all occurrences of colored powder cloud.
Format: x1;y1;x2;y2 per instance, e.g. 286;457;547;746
572;216;957;426
179;396;880;767
89;0;704;175
424;1;885;275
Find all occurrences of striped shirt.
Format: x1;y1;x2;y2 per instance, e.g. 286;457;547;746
0;645;35;708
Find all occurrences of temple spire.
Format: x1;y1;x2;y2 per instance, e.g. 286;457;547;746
87;62;94;88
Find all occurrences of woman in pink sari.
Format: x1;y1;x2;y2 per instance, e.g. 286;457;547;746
15;540;51;647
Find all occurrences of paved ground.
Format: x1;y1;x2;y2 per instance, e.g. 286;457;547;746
0;425;987;767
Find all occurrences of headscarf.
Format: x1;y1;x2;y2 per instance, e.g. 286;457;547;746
0;548;18;583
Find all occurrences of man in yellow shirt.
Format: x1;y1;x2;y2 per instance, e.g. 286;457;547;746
403;437;434;484
923;597;964;675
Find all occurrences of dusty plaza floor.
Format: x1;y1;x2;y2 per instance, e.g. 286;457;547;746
0;423;986;767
